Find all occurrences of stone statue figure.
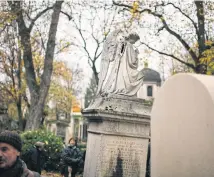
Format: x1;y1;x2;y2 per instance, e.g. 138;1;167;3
97;29;144;96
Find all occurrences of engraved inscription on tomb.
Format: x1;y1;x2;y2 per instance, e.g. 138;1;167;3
96;136;148;177
104;121;150;136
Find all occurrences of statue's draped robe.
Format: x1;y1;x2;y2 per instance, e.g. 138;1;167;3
101;40;144;96
96;30;120;95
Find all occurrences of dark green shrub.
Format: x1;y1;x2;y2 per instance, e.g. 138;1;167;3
21;129;63;172
78;143;86;152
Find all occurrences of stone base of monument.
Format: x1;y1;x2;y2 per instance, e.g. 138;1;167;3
82;95;150;177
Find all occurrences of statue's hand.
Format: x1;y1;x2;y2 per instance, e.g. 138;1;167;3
116;33;125;43
100;92;108;97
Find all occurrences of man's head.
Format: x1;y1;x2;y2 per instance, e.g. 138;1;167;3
35;141;45;151
0;131;22;169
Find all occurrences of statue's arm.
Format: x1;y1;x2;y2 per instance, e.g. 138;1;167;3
126;43;139;68
133;48;139;65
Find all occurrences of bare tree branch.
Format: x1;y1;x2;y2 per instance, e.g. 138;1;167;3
55;42;72;54
156;26;165;35
60;10;72;20
0;81;16;100
73;15;93;63
113;0;198;63
34;25;46;51
28;6;53;32
96;51;102;59
141;41;196;70
0;24;10;35
155;2;199;37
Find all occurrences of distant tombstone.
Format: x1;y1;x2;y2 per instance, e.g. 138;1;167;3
0;104;11;131
151;73;214;177
11;120;19;130
57;110;66;120
56;110;70;138
0;103;7;114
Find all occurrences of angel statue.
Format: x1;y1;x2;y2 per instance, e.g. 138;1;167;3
96;29;144;97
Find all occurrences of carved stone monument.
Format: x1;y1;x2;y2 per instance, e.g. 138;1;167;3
56;110;70;139
151;73;214;177
82;30;150;177
0;103;18;131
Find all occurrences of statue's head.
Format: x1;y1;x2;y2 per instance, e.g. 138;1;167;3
126;32;140;44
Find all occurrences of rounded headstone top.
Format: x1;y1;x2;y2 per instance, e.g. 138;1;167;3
141;68;161;83
151;73;214;177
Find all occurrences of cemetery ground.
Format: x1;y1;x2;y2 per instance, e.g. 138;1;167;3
42;171;82;177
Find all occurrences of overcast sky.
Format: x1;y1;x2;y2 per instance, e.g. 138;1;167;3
53;0;198;102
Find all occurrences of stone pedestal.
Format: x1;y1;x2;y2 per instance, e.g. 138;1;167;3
82;95;150;177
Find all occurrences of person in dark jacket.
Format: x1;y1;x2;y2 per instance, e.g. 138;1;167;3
0;131;40;177
23;141;46;174
60;137;83;177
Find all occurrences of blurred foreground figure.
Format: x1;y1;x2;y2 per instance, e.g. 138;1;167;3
0;131;40;177
60;138;84;177
23;141;47;175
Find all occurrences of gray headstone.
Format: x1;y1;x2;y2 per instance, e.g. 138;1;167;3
151;73;214;177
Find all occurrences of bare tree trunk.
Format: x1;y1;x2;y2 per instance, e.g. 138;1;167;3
17;49;23;130
195;1;205;57
16;102;23;130
9;1;63;130
92;64;99;85
195;1;207;74
25;1;63;130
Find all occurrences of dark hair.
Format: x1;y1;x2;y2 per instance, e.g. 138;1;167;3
126;33;140;42
68;137;77;146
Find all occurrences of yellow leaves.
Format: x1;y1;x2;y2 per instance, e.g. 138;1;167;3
129;1;141;22
144;61;148;68
0;12;16;29
130;9;135;14
58;40;71;53
207;71;212;75
53;61;72;81
200;44;214;75
72;98;81;112
103;31;108;36
32;51;72;82
0;12;16;22
41;171;62;177
34;52;43;68
205;40;213;46
188;48;193;52
193;42;199;48
8;103;19;120
31;52;73;113
160;16;165;21
200;48;214;63
172;70;177;75
0;49;27;100
48;81;73;113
